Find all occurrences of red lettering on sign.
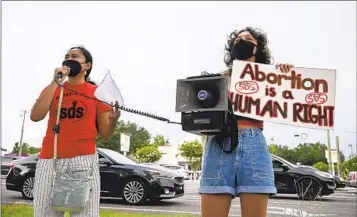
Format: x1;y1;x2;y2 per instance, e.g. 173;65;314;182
235;81;259;94
305;92;328;105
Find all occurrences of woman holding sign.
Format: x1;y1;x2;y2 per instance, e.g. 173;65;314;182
199;27;293;217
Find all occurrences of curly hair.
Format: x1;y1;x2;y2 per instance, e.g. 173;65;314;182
223;27;273;68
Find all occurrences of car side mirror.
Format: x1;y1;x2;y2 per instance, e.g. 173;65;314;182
281;164;290;171
99;158;112;166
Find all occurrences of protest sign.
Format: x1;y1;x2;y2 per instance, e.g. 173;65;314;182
229;60;336;130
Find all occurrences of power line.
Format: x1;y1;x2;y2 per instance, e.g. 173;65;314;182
342;130;357;134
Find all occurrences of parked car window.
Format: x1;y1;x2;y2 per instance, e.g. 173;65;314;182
272;160;283;169
98;154;106;159
271;154;296;168
99;148;137;165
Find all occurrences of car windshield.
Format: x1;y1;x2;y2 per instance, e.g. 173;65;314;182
271;154;296;168
99;148;137;165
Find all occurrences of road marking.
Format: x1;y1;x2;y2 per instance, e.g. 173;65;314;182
171;196;357;208
183;193;356;200
181;191;357;199
184;187;357;194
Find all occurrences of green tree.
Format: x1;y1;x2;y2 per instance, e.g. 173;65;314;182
178;140;203;171
269;144;298;163
342;155;357;172
313;161;329;172
270;142;347;168
135;145;163;163
12;142;40;155
12;142;21;154
294;142;327;165
28;146;41;154
339;151;346;162
152;135;169;146
96;120;151;154
12;142;30;155
268;144;280;155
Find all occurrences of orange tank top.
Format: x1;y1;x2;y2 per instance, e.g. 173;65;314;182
236;116;264;129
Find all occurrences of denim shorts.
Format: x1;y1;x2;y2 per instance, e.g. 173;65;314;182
199;128;277;197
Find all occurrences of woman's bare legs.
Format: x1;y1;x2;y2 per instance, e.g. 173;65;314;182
201;193;269;217
201;194;232;217
240;193;269;217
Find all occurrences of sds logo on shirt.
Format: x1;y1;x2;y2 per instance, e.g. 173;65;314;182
60;100;88;122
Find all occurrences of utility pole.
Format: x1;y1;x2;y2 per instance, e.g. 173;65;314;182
327;130;333;175
336;136;341;177
348;144;353;159
201;135;208;167
18;110;28;156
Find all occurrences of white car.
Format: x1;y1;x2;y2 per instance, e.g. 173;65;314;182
160;164;190;180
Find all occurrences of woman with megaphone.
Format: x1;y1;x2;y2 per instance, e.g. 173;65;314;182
199;27;293;217
30;46;120;217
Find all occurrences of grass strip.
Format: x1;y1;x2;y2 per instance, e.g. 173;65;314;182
1;204;198;217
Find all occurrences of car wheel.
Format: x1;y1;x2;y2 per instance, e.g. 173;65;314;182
122;178;147;205
21;176;35;200
296;177;321;200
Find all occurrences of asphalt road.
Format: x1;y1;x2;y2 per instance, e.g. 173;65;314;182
1;180;356;217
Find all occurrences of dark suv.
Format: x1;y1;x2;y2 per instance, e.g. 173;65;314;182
272;154;336;200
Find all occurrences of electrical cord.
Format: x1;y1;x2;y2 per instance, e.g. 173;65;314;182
54;77;181;125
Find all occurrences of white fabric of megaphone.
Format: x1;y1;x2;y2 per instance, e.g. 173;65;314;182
94;71;125;107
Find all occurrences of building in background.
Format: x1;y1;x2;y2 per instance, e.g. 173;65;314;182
157;144;180;165
157;134;203;169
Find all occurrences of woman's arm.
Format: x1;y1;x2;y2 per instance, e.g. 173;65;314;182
30;81;58;122
97;112;118;140
30;66;70;122
96;102;121;141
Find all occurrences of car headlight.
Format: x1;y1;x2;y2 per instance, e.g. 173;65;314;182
315;171;333;179
145;169;173;179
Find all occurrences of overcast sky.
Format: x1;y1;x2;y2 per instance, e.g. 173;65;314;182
2;1;356;158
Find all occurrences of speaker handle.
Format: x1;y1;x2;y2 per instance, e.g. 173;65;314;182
214;98;238;154
227;99;238;153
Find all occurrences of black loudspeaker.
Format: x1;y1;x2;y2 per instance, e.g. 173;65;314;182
175;73;230;135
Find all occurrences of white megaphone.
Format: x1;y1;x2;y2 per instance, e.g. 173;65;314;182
94;71;125;107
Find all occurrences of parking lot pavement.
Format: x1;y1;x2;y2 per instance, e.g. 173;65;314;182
2;180;356;217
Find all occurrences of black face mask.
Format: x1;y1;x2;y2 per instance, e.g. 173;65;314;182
62;60;83;77
230;39;257;60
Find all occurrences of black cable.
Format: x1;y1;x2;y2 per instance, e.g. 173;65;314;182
54;78;181;125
